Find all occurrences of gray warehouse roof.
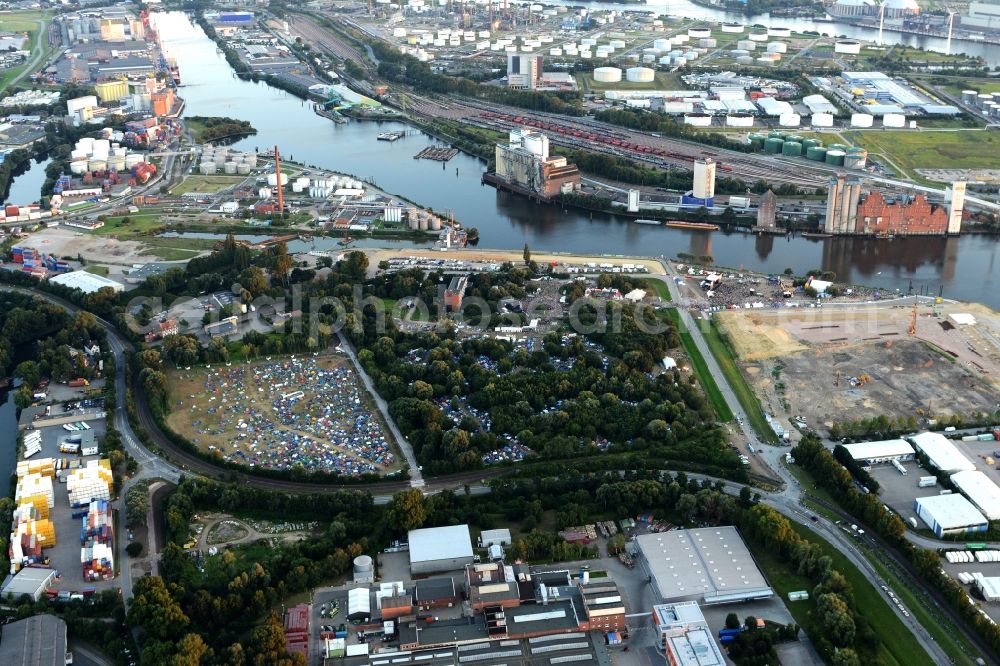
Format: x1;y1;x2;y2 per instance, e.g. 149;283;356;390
408;524;473;563
1;567;56;599
636;527;773;604
0;614;67;666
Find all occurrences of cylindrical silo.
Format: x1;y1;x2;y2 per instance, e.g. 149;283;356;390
781;141;802;157
825;150;846;166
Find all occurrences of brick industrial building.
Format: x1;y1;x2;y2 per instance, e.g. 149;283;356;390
826;173;965;236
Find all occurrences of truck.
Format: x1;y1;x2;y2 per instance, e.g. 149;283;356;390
918;476;937;488
67;379;89;388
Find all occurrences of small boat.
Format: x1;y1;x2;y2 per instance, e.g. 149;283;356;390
665;220;719;231
337;233;354;247
632;219;662;225
801;232;832;239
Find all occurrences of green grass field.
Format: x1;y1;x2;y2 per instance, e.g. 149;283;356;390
0;11;54;95
845;129;999;175
699;317;777;443
83;265;109;277
640;278;672;302
666;310;733;422
170;175;246;195
91;214;165;236
752;521;933;666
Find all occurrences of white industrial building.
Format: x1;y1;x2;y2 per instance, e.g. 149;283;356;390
478;528;512;548
841;439;914;465
909;432;976;474
975;574;1000;602
408;524;474;575
0;567;57;602
347;587;371;621
802;94;837;114
950;470;1000;521
914;494;988;537
635;527;773;605
755;97;794;117
49;270;124;294
652;602;727;666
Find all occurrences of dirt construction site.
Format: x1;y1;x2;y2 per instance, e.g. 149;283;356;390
716;300;1000;432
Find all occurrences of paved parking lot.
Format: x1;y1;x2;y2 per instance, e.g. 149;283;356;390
868;460;942;524
22;418;116;592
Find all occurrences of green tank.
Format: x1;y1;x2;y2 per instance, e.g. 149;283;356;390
764;137;784;154
802;138;822;149
781;141;803;157
748;133;766;150
825;149;846;166
806;146;827;161
785;134;803;144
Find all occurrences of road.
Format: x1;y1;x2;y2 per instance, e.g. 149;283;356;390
336;333;424;488
5;19;53;92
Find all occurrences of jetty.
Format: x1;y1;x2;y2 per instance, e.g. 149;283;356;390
414;146;459;162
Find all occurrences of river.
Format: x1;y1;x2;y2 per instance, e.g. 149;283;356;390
4;157;50;206
0;389;17;496
152;11;1000;306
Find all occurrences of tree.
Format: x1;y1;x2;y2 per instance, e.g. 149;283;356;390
725;613;741;630
523;244;531;265
13;360;41;387
172;634;211;665
816;592;855;648
126;541;144;557
386;489;426;532
239;267;269;298
127;576;190;641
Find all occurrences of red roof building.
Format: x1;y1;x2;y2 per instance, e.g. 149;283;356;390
284;603;309;658
856;192;949;236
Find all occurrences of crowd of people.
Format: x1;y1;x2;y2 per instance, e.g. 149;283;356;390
179;358;395;475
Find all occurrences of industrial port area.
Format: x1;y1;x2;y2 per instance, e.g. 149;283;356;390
3;0;1000;663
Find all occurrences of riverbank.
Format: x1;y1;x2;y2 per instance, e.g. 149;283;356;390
366;247;666;274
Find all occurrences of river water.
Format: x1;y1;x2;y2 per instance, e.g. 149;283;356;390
0;390;17;496
4;157;51;206
150;11;1000;306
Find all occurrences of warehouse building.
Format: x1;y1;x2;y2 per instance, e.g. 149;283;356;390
909;432;977;474
841;439;915;465
415;577;459;610
49;270;124;294
974;574;1000;603
408;524;474;575
950;470;1000;521
0;614;68;666
0;567;57;602
914;494;988;537
635;527;773;604
652;602;726;666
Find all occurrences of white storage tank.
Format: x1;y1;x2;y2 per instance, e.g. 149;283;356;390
594;66;622;83
626;67;655;83
688;27;711;38
730;49;750;58
224;161;238;174
851;113;874;128
609;39;626;49
684;113;712;127
653;38;672;50
642;47;661;56
643;54;657;63
883;113;906;128
721;22;744;33
811;112;834;127
108;156;126;172
88;159;107;172
735;56;754;65
266;173;289;187
835;39;862;54
749;31;768;41
659;56;672;65
767;41;787;53
672;34;689;45
237;163;251;175
549;48;562;56
699;38;717;48
200;162;217;175
778;113;801;127
581;37;597;46
353;555;373;577
684;51;698;60
737;39;757;50
292;181;305;193
125;154;144;169
70;160;88;175
768;26;791;37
